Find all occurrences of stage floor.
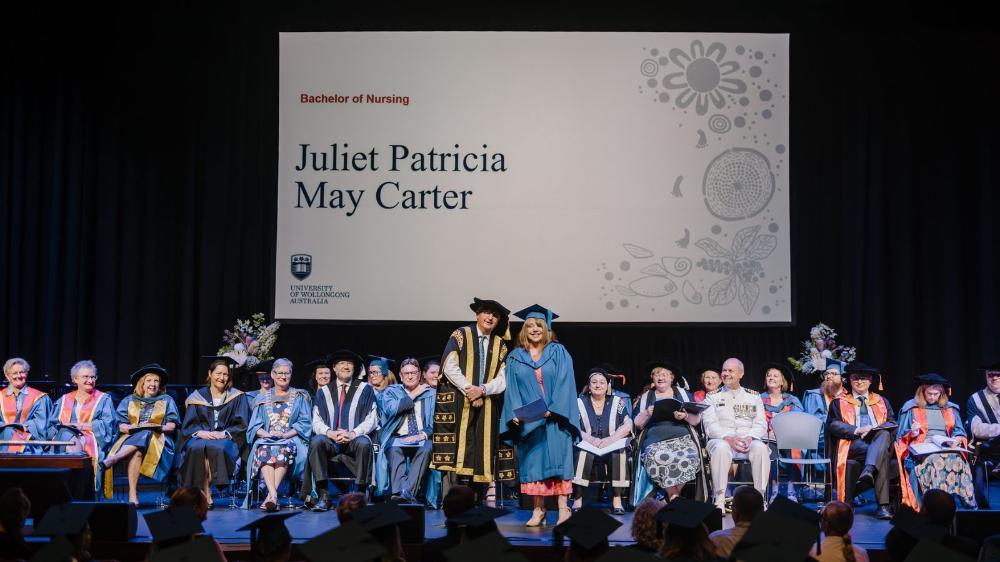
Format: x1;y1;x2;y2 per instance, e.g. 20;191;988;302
127;494;897;551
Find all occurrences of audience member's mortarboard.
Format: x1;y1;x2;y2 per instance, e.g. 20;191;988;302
903;538;975;562
147;535;224;562
642;359;689;390
142;506;204;544
299;520;385;562
469;297;510;317
33;503;95;536
595;547;661;562
731;508;819;562
443;530;528;562
352;501;412;532
512;304;559;326
554;507;622;552
445;505;511;528
27;534;74;562
890;506;948;543
767;494;821;525
654;496;717;529
235;512;299;552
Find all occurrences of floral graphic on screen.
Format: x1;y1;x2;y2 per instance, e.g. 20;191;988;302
613;244;693;298
695;224;776;314
702;148;775;220
662;41;747;116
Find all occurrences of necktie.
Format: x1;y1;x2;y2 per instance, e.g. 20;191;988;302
479;336;487;382
336;384;347;430
406;406;419;436
858;396;872;427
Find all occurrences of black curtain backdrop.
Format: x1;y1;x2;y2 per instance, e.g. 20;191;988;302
2;2;998;409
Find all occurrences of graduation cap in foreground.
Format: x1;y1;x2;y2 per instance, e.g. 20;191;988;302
27;534;74;562
147;535;224;562
443;530;528;562
143;506;204;545
235;512;300;554
903;538;975;562
731;508;819;562
33;503;95;536
351;501;411;532
890;506;948;543
445;506;510;528
654;496;717;529
299;520;385;562
554;507;622;552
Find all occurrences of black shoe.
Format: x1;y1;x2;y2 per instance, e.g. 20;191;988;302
855;466;876;493
313;495;331;512
612;507;625;516
875;505;893;520
302;495;317;510
389;494;405;504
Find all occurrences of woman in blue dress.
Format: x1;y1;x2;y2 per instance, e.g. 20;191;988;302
245;358;311;511
500;305;580;527
99;363;180;504
759;362;804;502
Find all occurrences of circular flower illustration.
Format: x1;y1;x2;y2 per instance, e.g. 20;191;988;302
702;148;775;220
663;40;747;116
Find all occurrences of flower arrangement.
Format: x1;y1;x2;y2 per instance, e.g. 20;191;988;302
217;312;280;370
787;322;857;374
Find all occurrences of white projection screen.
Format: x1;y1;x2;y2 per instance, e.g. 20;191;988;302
275;32;790;323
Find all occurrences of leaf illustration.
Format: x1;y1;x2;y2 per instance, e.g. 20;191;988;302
745;234;777;261
708;275;738;306
616;285;638;297
623;243;654;259
629;275;679;297
737;280;760;315
695;238;731;259
682;280;703;304
731;225;761;259
641;263;669;276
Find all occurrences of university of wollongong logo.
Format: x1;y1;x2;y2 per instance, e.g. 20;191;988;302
291;254;312;280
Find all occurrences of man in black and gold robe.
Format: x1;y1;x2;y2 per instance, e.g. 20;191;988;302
431;298;515;499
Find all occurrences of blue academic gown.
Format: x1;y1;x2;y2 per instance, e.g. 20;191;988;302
499;343;580;484
0;387;52;453
49;391;117;491
374;384;436;496
896;399;968;508
243;388;312;506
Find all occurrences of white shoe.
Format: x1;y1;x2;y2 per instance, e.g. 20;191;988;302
786;486;798;503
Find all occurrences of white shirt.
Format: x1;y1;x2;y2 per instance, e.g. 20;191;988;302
970;389;1000;439
312;381;377;437
702;386;767;440
442;326;507;396
395;398;424;436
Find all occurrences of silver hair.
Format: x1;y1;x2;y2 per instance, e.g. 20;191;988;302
3;357;30;377
399;358;421;371
272;358;293;372
70;360;98;381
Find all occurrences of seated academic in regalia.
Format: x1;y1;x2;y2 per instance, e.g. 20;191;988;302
176;356;250;506
1;357;52;453
966;361;1000;508
48;360;116;491
100;363;180;504
375;357;436;502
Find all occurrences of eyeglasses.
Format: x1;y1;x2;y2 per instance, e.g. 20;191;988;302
78;375;97;381
8;370;28;376
986;371;1000;379
272;371;292;377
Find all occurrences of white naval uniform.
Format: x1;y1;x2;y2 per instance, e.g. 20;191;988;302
702;385;770;504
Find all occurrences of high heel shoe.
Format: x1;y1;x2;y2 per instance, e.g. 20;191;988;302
556;507;572;526
525;508;547;527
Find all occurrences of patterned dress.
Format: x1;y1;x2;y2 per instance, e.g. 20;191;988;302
252;400;297;471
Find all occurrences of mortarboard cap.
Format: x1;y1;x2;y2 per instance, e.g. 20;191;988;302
512;304;559;326
327;349;364;374
643;359;689;390
767;494;820;525
147;535;225;562
303;357;332;373
587;367;611;381
554;507;622;551
129;363;169;386
443;530;528;562
235;512;299;551
352;501;411;532
254;359;276;375
845;361;883;391
418;355;441;370
654;496;717;529
143;506;204;544
27;534;74;562
470;297;510;317
33;502;95;536
200;356;238;373
445;506;511;528
978;361;1000;374
365;354;396;375
903;538;975;562
822;359;846;375
732;508;819;562
299;520;385;562
913;373;951;388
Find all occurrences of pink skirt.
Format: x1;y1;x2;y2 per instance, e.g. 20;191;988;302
521;478;573;496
